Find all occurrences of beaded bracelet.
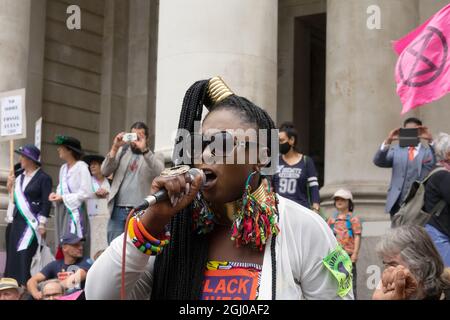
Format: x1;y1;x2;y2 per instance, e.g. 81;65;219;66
127;215;170;256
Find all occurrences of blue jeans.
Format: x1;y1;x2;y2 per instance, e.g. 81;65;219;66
425;224;450;267
107;206;133;244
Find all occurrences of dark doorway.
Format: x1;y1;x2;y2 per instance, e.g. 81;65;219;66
293;13;326;187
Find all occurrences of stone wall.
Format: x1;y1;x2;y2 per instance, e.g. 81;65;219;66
41;0;105;180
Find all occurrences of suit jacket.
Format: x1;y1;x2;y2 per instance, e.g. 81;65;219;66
13;169;53;221
101;145;165;215
373;143;435;213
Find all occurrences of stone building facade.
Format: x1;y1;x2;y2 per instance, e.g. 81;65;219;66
0;0;449;299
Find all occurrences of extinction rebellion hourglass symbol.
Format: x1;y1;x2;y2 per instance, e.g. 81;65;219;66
398;26;448;87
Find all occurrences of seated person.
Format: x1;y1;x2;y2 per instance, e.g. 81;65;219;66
27;233;93;300
373;225;450;300
0;278;21;300
41;279;65;300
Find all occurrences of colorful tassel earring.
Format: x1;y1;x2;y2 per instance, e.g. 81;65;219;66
230;171;280;251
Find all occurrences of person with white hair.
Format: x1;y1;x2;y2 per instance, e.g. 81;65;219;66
373;225;450;300
40;279;65;300
423;132;450;266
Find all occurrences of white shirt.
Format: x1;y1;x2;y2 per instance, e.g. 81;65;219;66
85;196;354;300
22;167;40;191
56;161;93;211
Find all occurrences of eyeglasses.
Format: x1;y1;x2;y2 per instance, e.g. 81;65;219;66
43;292;63;300
188;131;259;159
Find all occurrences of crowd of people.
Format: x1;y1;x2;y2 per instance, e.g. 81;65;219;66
1;76;450;300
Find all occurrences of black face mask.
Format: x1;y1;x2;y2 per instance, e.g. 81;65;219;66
279;142;292;155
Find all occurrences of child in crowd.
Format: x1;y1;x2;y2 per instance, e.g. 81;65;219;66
327;189;362;299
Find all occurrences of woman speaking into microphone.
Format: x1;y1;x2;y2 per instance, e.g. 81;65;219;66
85;77;353;300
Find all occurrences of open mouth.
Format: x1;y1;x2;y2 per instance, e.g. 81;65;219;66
202;168;218;189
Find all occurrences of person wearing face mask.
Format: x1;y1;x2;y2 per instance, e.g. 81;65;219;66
273;122;321;213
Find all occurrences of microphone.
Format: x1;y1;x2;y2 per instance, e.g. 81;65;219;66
134;167;205;211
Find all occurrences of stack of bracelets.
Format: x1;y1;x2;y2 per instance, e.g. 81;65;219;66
128;213;170;255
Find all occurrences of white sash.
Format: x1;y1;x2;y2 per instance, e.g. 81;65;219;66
60;165;84;238
14;177;41;251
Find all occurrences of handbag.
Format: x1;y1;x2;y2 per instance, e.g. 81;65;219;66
30;236;55;276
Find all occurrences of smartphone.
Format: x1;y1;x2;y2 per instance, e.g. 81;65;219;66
399;128;419;147
122;132;138;143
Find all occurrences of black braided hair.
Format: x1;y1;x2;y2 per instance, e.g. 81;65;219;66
151;79;278;300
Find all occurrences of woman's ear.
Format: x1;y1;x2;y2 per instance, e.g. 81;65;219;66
289;136;296;147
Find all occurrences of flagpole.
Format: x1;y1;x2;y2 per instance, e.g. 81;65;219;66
9;140;14;201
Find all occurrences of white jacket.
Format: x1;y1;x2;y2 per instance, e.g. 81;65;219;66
85;196;354;300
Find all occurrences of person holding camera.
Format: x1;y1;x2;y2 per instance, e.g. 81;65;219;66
102;122;164;244
373;117;435;217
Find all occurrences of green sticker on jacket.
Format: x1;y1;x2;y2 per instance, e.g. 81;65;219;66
322;245;353;297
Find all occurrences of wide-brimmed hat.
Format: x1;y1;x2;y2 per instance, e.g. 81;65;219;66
0;278;20;292
332;189;354;201
14;144;41;166
54;135;83;156
82;154;105;166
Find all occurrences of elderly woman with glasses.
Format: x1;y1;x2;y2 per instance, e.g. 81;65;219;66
373;225;450;300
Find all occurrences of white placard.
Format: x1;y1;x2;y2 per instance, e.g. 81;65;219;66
35;117;42;151
0;88;26;142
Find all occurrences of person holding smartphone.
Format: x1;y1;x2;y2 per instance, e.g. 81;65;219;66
102;122;165;244
373;117;435;217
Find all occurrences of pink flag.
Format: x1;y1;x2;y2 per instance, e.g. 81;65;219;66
393;4;450;114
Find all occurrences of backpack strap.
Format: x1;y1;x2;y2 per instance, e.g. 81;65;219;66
346;214;353;238
330;212;354;238
422;167;447;218
422;167;447;184
304;155;312;208
431;200;447;218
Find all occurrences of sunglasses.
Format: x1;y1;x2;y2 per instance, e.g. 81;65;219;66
187;131;259;159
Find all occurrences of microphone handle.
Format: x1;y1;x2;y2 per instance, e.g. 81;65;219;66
145;189;169;207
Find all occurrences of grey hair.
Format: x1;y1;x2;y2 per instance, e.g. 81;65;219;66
376;225;450;298
39;279;65;294
433;132;450;162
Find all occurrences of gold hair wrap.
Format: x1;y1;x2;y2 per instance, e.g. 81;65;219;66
208;76;234;104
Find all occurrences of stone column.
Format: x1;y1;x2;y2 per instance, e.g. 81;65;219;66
0;0;46;211
323;0;420;300
0;0;32;209
322;0;420;221
0;0;46;265
154;0;278;159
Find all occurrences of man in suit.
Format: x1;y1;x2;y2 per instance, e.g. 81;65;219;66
373;117;435;217
101;122;165;244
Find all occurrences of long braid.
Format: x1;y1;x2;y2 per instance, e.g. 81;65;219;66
152;80;210;300
271;234;277;300
152;79;278;300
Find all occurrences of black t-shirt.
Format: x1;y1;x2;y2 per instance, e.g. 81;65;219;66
40;257;93;288
424;169;450;237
